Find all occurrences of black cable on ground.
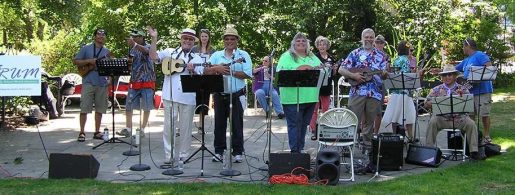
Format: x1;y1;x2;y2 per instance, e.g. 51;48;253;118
35;124;49;160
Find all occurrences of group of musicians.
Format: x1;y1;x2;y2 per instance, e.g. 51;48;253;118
73;26;492;167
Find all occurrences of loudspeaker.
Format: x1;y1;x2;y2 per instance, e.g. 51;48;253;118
372;133;404;171
269;153;310;178
405;145;442;167
316;149;340;185
49;153;100;179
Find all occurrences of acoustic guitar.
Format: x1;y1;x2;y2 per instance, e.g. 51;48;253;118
77;63;96;77
346;67;384;86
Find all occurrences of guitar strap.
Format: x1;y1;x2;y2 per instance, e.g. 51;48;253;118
93;45;103;58
173;47;193;63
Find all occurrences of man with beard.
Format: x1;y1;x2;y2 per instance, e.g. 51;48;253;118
338;28;388;169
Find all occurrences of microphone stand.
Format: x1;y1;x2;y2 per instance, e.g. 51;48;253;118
259;49;275;171
163;70;183;176
130;97;150;171
220;49;241;176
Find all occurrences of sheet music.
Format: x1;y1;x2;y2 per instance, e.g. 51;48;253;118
384;72;420;90
467;66;497;81
432;94;474;115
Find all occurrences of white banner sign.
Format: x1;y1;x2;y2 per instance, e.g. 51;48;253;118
0;56;41;96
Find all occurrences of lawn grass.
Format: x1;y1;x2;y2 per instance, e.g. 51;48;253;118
0;90;514;194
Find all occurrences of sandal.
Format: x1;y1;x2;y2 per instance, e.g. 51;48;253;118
484;136;492;143
77;133;86;142
93;132;104;140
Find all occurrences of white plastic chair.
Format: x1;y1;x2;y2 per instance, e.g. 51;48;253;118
437;129;468;161
334;76;351;108
113;76;130;110
61;73;82;114
317;108;359;182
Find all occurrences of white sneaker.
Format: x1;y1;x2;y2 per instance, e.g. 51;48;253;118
116;128;131;138
233;155;243;163
212;154;223;162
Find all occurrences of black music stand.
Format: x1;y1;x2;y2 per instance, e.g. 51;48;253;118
181;75;224;176
432;94;474;161
384;72;420;141
278;70;320;153
467;66;497;137
93;58;133;149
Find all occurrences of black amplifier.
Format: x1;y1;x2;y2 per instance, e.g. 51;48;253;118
372;133;404;171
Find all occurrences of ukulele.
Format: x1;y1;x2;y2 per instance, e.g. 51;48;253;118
161;57;245;75
346;67;384;86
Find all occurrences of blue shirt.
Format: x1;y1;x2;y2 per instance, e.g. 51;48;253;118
209;48;252;93
340;47;387;101
455;51;493;95
74;43;110;86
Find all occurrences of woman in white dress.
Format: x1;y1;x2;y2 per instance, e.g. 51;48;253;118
382;41;418;142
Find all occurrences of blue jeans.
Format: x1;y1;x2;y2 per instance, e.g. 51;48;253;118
283;103;316;153
255;80;283;114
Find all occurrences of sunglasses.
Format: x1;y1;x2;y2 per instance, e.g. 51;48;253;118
96;30;106;35
200;29;210;33
441;73;454;77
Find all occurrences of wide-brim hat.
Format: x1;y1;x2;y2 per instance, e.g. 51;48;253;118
439;64;460;75
375;35;386;43
178;28;199;42
222;24;240;39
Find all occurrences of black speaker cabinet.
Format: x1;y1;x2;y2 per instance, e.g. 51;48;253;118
269;153;311;178
405;145;442;167
372;133;404;171
49;153;100;179
316;149;340;185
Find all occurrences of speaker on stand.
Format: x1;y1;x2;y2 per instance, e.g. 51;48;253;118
316;149;340;185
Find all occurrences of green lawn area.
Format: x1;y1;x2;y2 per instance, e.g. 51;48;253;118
1;90;514;194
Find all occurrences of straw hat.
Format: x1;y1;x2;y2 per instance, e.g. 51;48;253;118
178;28;199;42
438;64;459;75
222;24;240;39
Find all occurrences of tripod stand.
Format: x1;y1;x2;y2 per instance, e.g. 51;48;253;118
384;72;420;143
368;134;391;182
432;94;474;161
277;69;321;153
181;75;224;176
466;66;497;141
93;58;134;149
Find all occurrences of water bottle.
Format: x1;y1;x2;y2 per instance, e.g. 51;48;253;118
222;150;228;170
103;128;109;141
135;128;140;145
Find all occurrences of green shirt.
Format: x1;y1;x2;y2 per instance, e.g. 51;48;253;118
276;52;322;104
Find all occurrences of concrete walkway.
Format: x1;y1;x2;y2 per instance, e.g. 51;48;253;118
0;106;464;184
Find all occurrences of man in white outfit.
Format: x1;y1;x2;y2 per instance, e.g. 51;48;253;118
149;27;204;164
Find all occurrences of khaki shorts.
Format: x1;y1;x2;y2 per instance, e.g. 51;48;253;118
80;84;108;114
473;93;492;117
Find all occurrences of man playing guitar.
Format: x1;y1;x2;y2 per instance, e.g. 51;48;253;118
73;28;111;142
